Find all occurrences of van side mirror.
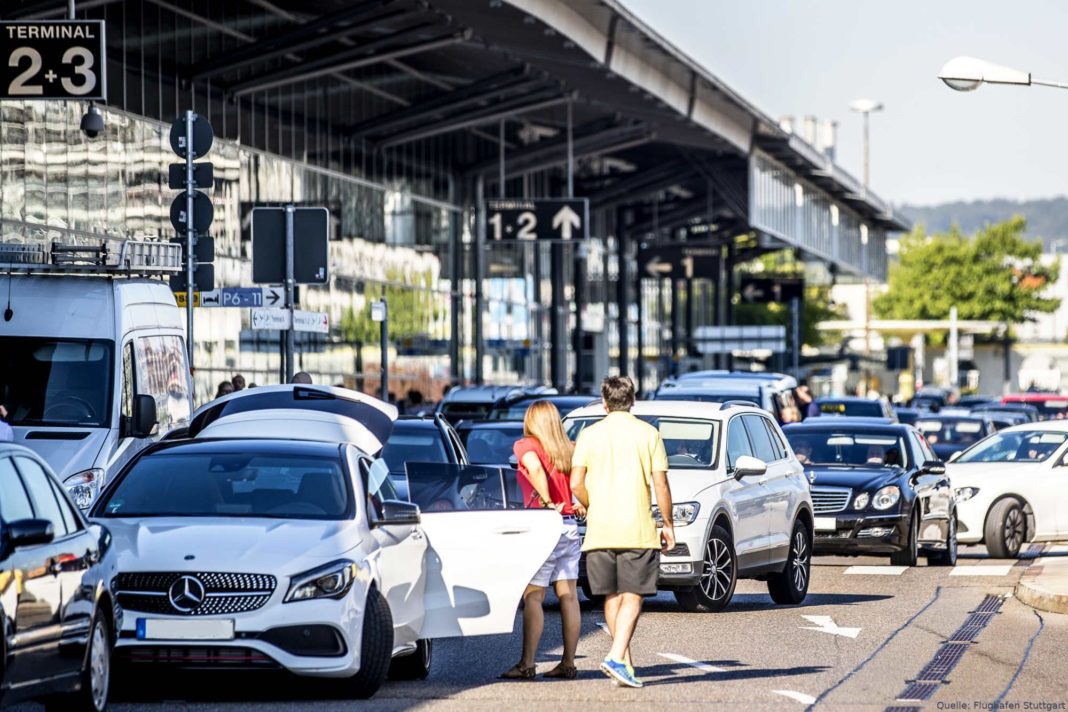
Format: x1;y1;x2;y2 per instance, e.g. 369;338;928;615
130;394;158;439
377;499;421;527
5;518;54;550
732;455;768;479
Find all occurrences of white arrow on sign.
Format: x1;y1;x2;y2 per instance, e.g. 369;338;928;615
800;615;861;639
741;283;762;302
250;307;291;331
645;257;673;278
551;204;582;239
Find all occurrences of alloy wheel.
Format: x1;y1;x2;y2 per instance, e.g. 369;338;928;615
89;620;109;711
1004;507;1025;554
791;529;809;592
701;537;734;601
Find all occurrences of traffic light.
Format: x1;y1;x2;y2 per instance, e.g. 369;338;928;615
168;111;215;294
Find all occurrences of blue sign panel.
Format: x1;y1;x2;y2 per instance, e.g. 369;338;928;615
201;287;263;308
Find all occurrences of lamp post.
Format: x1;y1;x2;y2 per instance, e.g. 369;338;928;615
939;56;1068;92
849;99;883;190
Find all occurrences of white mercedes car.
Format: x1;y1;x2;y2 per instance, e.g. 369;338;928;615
563;400;814;612
947;420;1068;558
90;385;560;698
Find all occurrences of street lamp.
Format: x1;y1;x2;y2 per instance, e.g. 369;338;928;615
849;99;883;189
938;56;1068;92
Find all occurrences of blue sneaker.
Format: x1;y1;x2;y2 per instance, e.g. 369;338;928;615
600;658;643;688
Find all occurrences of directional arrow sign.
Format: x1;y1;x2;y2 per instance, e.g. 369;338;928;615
551;204;582;240
637;241;719;280
484;198;588;241
262;286;284;307
740;277;803;304
800;615;861;639
645;257;673;278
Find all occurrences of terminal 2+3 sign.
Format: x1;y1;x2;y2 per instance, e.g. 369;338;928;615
485;198;589;241
1;21;106;100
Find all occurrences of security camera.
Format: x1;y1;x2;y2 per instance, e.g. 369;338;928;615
80;103;104;138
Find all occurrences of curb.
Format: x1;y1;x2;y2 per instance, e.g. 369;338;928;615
1015;561;1068;615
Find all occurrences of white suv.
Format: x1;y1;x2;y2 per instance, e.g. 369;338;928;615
564;401;814;612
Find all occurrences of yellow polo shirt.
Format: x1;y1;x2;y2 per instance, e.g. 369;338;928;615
572;411;668;551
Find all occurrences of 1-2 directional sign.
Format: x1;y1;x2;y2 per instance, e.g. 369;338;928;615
485;198;589;241
637;242;719;279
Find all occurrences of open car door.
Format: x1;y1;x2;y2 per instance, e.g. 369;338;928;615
406;463;562;639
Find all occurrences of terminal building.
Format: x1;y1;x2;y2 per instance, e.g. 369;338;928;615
0;0;907;402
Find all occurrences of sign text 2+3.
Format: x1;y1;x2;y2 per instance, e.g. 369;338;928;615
1;21;106;100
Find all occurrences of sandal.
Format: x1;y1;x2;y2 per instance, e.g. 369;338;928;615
542;663;578;679
499;664;536;679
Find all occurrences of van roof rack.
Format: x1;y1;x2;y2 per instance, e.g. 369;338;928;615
0;240;182;276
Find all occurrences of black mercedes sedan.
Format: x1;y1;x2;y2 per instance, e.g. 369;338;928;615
783;418;957;566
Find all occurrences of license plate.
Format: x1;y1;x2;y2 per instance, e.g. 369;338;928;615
814;516;838;532
136;618;234;641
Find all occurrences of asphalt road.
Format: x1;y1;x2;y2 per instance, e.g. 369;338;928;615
14;546;1068;711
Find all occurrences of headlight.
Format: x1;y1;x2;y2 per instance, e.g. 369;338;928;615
63;468;103;511
651;502;700;526
853;492;870;510
284;560;358;603
872;485;901;510
955;486;980;503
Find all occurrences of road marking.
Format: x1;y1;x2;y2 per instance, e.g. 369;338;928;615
844;565;908;575
949;565;1013;576
773;690;816;705
657;653;725;673
800;615;861;638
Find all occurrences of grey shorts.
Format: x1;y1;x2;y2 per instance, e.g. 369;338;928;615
586;549;660;596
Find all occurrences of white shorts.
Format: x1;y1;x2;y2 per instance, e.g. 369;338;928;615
530;520;581;587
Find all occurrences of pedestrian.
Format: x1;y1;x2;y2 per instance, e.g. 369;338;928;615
215;381;234;399
570;375;674;689
0;405;13;442
291;371;313;384
499;400;582;681
406;389;431;416
795;380;814;420
231;374;246;391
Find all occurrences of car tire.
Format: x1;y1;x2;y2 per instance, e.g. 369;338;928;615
673;524;736;613
890;510;919;567
344;587;393;699
767;519;811;605
388;639;432;680
985;498;1026;559
928;512;959;566
45;609;111;712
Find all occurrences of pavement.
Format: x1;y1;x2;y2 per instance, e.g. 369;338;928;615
12;545;1068;711
1015;544;1068;614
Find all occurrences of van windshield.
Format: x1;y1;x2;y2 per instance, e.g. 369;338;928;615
0;337;114;427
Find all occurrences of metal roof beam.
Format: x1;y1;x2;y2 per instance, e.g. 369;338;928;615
192;1;413;81
8;0;121;19
348;66;534;137
375;90;574;148
589;162;695;209
229;24;469;97
491;130;654;179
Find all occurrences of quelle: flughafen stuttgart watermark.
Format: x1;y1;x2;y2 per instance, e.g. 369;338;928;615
936;702;1066;711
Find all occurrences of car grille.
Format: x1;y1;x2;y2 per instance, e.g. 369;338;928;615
114;572;276;617
118;646;279;668
811;486;852;514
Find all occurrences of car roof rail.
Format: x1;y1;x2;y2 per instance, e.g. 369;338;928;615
1;239;183;276
721;399;760;409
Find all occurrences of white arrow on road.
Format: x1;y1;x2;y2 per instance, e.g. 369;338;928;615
800;615;861;638
645;257;673;278
773;690;817;705
551;204;582;239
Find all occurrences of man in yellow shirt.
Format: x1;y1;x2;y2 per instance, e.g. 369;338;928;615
571;376;673;689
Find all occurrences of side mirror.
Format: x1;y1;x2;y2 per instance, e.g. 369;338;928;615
922;459;948;475
5;518;54;550
377;499;421;527
130;394;158;439
733;455;768;479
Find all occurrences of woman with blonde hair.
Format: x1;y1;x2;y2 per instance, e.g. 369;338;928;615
499;400;583;680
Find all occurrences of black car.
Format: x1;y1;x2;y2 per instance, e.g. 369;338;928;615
971;403;1040;423
380;415;468;499
486;394;597;421
455;421;525;465
0;444;114;711
913;415;995;461
783;419;956;566
893;407;920;425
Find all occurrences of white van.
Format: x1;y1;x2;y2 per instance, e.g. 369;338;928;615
0;241;191;510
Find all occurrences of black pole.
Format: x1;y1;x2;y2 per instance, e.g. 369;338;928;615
448;181;463;385
573;243;587;392
635;263;644;395
380;300;389;402
616;208;629;377
474;177;485;385
670;274;680;376
724;242;735;372
550;241;566;390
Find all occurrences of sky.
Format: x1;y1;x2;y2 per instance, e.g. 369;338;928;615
622;0;1068;207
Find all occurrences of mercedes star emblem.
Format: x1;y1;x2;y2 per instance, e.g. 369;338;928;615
168;575;206;613
808;471;817;484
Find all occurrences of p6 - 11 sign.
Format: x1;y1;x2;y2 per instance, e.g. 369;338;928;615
1;21;106;100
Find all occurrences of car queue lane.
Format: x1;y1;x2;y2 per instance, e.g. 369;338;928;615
9;549;1067;711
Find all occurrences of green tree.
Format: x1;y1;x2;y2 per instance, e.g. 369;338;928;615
873;216;1060;324
339;268;442;344
733;251;846;346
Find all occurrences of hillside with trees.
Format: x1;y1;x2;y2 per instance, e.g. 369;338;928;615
900;197;1068;250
